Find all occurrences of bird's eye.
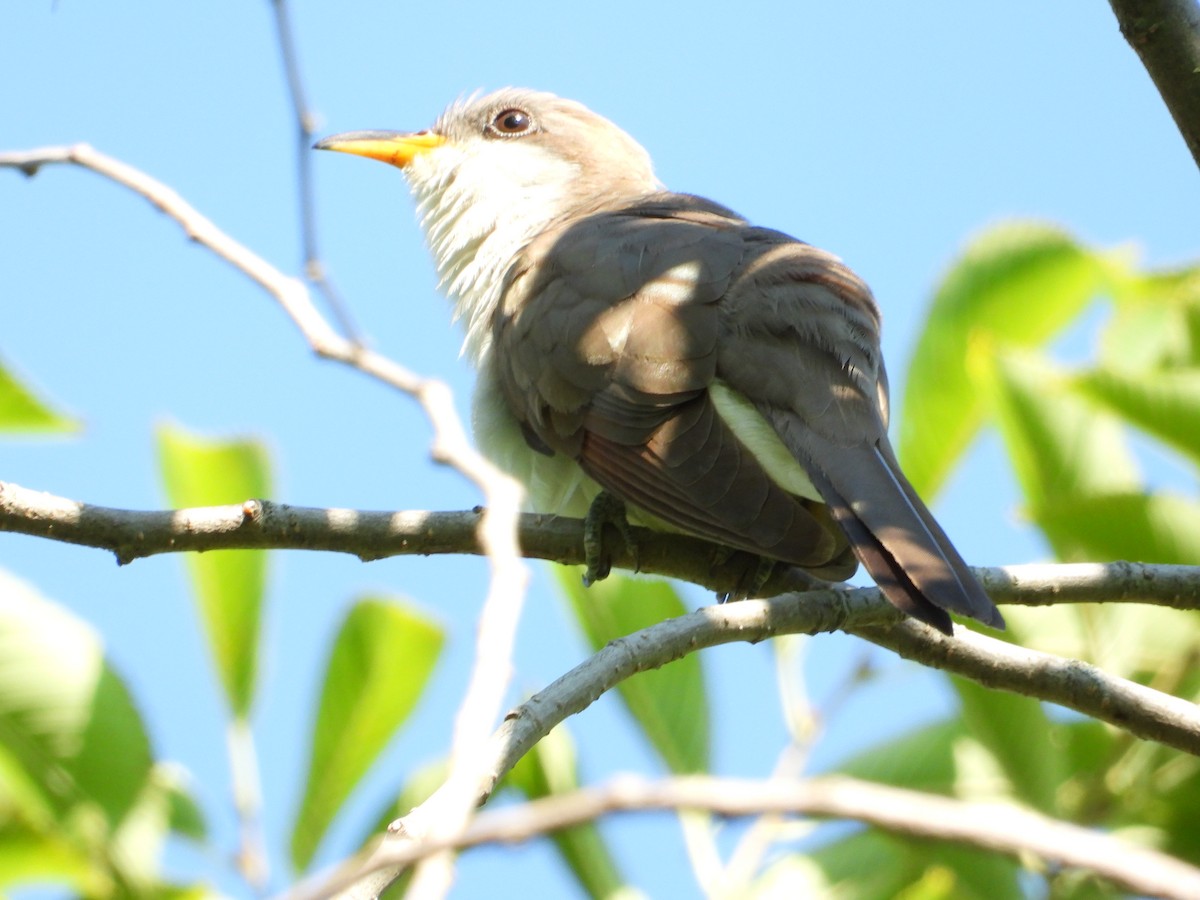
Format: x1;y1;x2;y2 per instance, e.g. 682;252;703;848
488;108;533;137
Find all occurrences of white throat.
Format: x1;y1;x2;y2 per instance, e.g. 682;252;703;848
404;141;579;367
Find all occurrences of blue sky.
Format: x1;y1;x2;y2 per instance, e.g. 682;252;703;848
3;3;1199;897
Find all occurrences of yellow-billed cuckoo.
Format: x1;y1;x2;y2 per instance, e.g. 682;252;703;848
316;88;1003;635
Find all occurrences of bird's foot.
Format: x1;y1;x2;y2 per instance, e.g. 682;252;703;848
712;547;777;602
582;491;640;586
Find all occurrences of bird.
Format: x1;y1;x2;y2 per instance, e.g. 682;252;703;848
315;88;1004;635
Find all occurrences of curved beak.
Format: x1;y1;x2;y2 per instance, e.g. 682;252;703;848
313;130;446;169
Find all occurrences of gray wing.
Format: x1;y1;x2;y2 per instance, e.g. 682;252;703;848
494;196;854;577
718;228;1004;632
495;195;1002;632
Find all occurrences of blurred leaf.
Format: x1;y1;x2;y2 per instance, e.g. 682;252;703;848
290;596;443;871
913;844;1022;900
835;720;963;794
0;569;161;895
554;569;709;773
1102;265;1200;370
157;424;270;717
163;770;207;843
1075;367;1200;468
0;569;153;830
806;826;1022;900
983;350;1140;510
1150;759;1200;862
0;356;77;434
508;724;627;899
1034;492;1200;565
1001;600;1200;688
900;222;1108;498
111;764;207;888
805;829;925;899
0;824;100;895
951;678;1061;813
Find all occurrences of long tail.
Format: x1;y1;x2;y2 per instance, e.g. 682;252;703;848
802;439;1004;635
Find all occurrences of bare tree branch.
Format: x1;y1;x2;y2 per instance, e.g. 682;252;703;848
6;479;1200;611
286;773;1200;900
1109;0;1200;169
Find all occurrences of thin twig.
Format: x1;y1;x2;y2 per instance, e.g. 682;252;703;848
269;0;360;339
286;773;1200;900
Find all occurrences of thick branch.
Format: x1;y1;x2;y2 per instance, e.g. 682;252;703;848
5;481;1200;611
288;774;1200;900
1109;0;1200;169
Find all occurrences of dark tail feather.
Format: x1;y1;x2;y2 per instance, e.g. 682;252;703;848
803;440;1004;634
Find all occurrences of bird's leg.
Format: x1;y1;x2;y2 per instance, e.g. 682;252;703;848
582;491;640;586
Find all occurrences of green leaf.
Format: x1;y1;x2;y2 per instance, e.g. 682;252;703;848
0;569;160;896
0;356;78;434
1034;492;1200;566
157;424;270;717
110;765;207;889
806;827;1022;900
1075;367;1200;468
804;829;926;900
983;350;1140;508
0;569;154;830
554;568;709;774
835;720;963;794
290;596;444;871
1102;264;1200;371
951;678;1060;814
163;769;207;843
900;222;1108;498
507;724;627;899
0;824;99;895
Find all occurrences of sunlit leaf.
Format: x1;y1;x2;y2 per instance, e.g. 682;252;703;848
112;764;207;888
1102;265;1200;370
0;569;163;894
163;769;207;843
508;724;627;899
951;678;1061;814
900;222;1108;498
0;824;99;895
0;357;77;434
0;569;153;830
983;350;1140;508
554;569;709;773
835;720;963;794
1075;367;1200;468
157;424;270;717
806;824;1023;900
1034;492;1200;566
290;596;443;871
804;829;926;899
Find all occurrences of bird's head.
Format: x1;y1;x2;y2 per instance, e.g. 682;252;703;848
317;89;661;359
317;88;660;252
